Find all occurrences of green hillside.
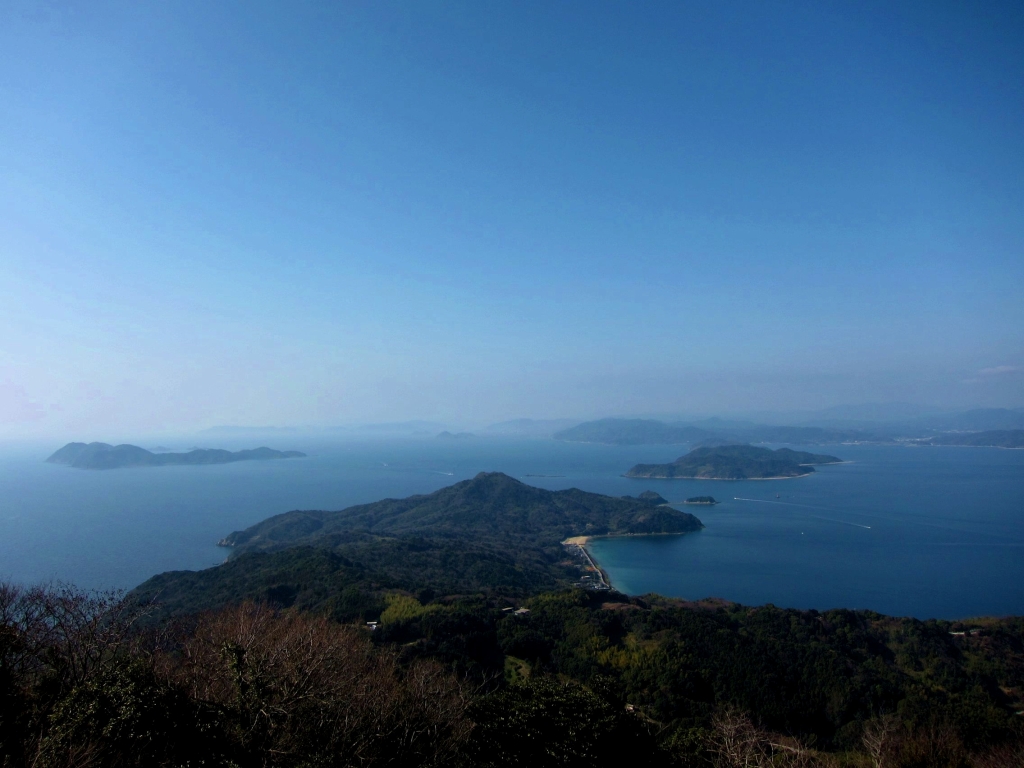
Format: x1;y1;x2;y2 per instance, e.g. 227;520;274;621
134;473;703;616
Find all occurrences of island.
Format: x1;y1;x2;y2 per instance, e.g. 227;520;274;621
625;444;842;480
684;496;719;505
436;431;475;439
46;442;306;470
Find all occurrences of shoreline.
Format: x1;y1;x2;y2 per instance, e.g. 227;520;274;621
562;536;611;590
563;530;694;592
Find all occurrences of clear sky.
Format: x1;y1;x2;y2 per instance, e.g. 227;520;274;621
1;1;1022;436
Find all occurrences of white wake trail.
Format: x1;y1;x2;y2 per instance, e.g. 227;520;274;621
733;497;872;529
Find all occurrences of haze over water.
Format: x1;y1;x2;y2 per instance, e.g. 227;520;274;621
2;439;1021;620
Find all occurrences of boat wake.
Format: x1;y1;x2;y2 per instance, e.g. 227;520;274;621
733;497;872;529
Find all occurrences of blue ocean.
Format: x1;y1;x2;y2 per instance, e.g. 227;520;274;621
1;439;1021;619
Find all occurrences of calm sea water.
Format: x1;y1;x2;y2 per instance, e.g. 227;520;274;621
0;439;1021;619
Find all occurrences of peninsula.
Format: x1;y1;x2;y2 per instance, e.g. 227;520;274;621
625;444;842;480
136;472;703;613
46;442;306;470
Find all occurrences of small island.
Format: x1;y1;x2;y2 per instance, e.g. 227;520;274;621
684;496;719;505
625;444;842;480
46;442;306;470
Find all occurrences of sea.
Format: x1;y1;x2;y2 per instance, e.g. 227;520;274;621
1;438;1022;620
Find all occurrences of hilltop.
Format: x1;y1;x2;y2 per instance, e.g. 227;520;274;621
46;442;306;470
626;444;842;480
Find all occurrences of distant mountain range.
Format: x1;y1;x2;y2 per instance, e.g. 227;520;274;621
554;409;1024;447
46;442;306;470
201;425;301;435
479;418;582;437
553;419;714;445
924;430;1024;448
554;418;875;446
911;409;1024;432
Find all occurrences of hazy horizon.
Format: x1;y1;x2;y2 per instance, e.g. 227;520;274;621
2;2;1022;439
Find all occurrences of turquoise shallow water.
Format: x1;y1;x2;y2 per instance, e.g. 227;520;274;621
0;439;1021;619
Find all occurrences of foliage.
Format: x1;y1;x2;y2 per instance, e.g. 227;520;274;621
465;677;671;767
3;581;1024;766
1;584;472;768
379;592;443;625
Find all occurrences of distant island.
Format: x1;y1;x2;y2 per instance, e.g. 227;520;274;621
46;442;306;470
925;429;1024;449
684;496;719;505
436;431;475;440
625;444;842;480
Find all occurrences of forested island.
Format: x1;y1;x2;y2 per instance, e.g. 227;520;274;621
46;442;306;469
684;496;719;505
626;444;842;480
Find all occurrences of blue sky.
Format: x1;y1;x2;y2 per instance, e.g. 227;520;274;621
1;1;1022;435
